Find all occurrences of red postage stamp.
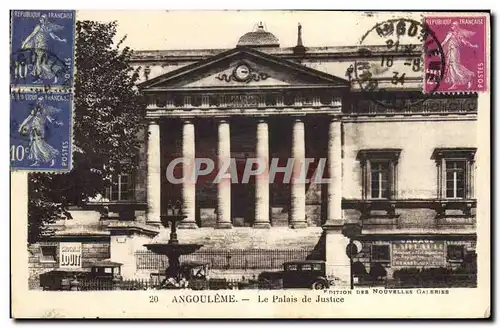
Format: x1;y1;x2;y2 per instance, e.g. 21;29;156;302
424;16;487;93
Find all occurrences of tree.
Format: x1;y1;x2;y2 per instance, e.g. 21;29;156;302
28;20;147;244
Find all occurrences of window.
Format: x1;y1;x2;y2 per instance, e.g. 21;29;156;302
40;245;57;263
371;161;390;199
371;245;390;262
432;148;476;199
447;245;465;262
287;264;298;271
312;263;322;271
106;173;135;201
445;160;466;199
301;264;312;271
357;149;402;200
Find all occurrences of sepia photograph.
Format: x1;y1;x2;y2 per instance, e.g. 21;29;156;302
9;9;491;319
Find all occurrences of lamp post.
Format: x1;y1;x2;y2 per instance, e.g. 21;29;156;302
342;223;362;290
161;200;185;245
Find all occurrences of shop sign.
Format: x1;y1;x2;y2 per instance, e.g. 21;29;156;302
392;240;446;267
59;242;82;268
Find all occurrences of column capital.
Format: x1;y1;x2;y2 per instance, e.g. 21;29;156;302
290;113;306;120
217;117;230;124
148;118;160;125
328;115;342;122
252;116;269;123
182;117;195;125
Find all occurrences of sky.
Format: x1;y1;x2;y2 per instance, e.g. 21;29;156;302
76;10;424;51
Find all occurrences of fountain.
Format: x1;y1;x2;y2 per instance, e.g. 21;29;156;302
144;201;203;285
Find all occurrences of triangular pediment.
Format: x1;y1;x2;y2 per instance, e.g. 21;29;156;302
139;47;349;90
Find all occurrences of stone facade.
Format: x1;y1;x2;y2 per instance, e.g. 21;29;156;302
29;24;478;286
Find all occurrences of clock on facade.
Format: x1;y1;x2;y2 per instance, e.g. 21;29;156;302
215;63;269;83
234;64;251;81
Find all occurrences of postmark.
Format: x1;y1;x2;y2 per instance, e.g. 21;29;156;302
424;16;487;93
10;92;72;171
353;18;446;109
10;10;76;90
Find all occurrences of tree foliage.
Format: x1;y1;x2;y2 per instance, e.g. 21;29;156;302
28;21;146;244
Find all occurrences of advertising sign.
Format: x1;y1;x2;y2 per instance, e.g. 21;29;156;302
59;242;82;268
392;240;446;267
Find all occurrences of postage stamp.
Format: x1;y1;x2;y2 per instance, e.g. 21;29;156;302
10;92;72;171
424;16;487;93
10;10;76;90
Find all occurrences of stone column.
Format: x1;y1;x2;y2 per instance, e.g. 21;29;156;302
179;119;197;229
216;119;232;229
254;119;270;228
290;118;307;228
146;119;161;226
324;118;350;286
327;119;342;225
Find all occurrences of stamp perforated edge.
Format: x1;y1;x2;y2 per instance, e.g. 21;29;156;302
9;10;76;174
9;10;76;93
423;12;489;95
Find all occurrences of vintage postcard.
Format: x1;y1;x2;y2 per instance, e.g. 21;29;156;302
10;10;491;319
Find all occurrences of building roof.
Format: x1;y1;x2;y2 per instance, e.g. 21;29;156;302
237;22;280;48
138;46;350;90
131;44;422;63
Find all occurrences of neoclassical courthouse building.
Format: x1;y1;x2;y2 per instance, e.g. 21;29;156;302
29;23;478;286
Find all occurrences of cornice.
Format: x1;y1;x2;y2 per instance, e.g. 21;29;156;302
131;44;423;63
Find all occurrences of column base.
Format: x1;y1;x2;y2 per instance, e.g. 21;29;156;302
214;222;233;229
325;231;351;285
289;221;308;229
178;221;198;229
322;219;345;231
253;222;271;229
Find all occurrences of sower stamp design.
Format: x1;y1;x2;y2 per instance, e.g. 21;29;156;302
425;16;487;93
10;10;75;89
10;92;72;171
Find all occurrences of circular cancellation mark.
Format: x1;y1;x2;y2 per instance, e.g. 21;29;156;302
10;47;73;92
353;18;446;109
